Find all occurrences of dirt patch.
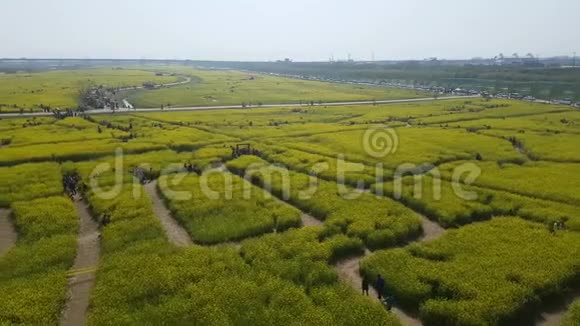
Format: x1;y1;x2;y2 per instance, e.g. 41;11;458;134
60;197;100;326
0;209;17;256
417;214;445;242
144;181;194;247
535;290;580;326
301;213;323;227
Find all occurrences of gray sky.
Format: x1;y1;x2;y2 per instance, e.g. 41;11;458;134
1;0;578;61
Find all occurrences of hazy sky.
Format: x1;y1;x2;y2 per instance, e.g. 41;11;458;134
1;0;578;61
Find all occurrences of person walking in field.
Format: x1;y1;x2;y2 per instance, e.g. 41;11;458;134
362;276;370;296
376;274;385;300
551;221;559;234
101;214;111;227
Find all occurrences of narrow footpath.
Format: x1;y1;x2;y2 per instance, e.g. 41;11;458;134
301;213;323;227
144;181;194;247
335;214;446;326
0;209;17;256
59;197;100;326
535;290;580;326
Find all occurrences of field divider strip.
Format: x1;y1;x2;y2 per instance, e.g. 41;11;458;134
421;108;572;126
438;174;580;207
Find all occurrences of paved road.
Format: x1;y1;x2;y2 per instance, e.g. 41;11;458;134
0;95;478;118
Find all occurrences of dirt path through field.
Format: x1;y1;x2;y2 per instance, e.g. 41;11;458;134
535;290;580;326
335;249;423;326
417;213;445;242
335;213;445;326
144;181;194;247
0;209;17;256
60;197;100;326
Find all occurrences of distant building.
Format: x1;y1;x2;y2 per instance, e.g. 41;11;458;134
551;99;573;105
494;55;543;67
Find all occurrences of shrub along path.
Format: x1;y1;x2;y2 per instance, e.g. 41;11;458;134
144;180;194;247
0;209;16;256
60;197;100;326
335;213;445;326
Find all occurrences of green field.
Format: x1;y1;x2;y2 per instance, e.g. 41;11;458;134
0;69;579;326
361;217;580;325
0;68;179;112
126;68;427;108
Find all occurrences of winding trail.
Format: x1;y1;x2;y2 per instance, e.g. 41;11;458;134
335;249;423;326
334;212;446;326
535;290;580;326
60;197;100;326
0;209;17;256
417;214;446;242
144;180;194;247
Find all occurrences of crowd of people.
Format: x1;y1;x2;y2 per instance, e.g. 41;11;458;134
62;172;83;198
131;167;159;184
551;220;567;234
184;162;202;174
230;145;262;159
